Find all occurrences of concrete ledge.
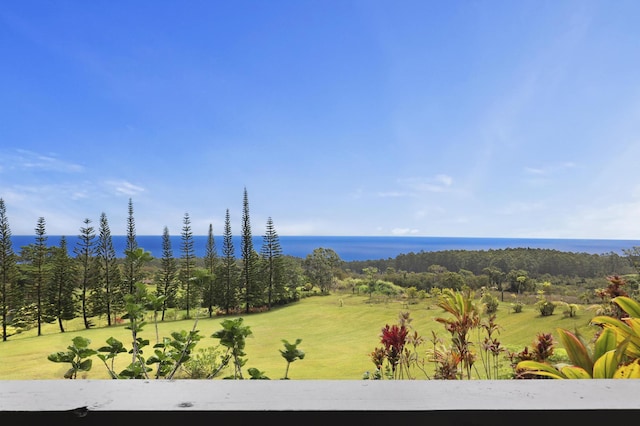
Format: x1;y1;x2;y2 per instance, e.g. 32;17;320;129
0;380;638;423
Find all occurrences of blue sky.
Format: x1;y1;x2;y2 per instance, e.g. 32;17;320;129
2;0;640;239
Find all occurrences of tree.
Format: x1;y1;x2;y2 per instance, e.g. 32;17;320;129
0;199;17;341
97;212;121;326
304;248;341;294
47;236;76;333
363;266;378;302
482;266;505;301
217;209;239;315
74;218;97;329
240;187;259;313
123;198;139;294
203;224;217;317
260;216;285;309
180;212;196;318
33;217;49;336
157;226;178;321
434;288;481;380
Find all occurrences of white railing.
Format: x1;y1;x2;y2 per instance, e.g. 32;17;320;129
0;379;638;421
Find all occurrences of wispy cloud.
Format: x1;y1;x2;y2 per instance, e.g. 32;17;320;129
1;149;84;173
391;227;420;235
524;162;576;176
398;174;454;193
105;180;145;196
523;162;577;186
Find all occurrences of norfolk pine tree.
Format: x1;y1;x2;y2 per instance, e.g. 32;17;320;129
123;198;139;294
260;216;285;310
47;236;77;333
157;226;178;321
241;187;260;313
74;218;97;329
218;209;239;315
97;212;122;326
0;199;18;341
180;212;196;318
33;217;49;336
203;223;217;317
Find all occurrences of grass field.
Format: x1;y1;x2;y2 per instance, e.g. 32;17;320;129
0;291;600;380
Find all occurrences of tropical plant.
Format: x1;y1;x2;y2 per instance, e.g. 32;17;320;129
210;317;252;379
517;296;640;379
434;288;480;379
280;338;305;379
47;336;96;379
590;296;640;361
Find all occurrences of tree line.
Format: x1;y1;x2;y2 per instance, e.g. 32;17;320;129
0;189;342;342
3;187;639;343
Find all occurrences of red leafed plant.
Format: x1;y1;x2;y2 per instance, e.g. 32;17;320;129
380;324;409;374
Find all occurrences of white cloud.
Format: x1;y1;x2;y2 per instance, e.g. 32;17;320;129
106;180;145;196
391;227;420;235
3;149;84;173
398;174;454;193
377;191;410;198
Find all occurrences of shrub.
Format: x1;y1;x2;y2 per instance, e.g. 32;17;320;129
480;291;499;314
511;302;524;313
536;300;556;316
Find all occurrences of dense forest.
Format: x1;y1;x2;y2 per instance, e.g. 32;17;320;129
1;193;639;343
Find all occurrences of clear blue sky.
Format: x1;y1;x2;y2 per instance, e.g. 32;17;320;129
2;0;640;238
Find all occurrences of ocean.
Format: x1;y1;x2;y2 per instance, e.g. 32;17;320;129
8;235;640;262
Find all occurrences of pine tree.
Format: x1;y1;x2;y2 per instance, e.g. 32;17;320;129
74;218;97;329
0;199;17;341
260;216;285;309
218;208;239;315
157;226;178;321
124;198;139;294
47;236;76;333
241;187;260;313
203;223;217;317
33;217;49;336
180;212;195;318
97;212;121;326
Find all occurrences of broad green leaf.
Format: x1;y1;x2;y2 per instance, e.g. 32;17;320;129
516;360;566;379
613;296;640;318
591;316;633;336
613;359;640;379
556;328;593;373
591;316;633;348
560;366;591;379
592;350;619;379
593;327;617;360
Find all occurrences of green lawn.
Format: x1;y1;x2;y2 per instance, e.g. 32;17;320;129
0;291;600;380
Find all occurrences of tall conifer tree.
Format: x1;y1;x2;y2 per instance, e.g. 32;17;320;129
260;216;285;309
158;225;178;321
97;212;121;326
124;198;139;294
180;212;195;318
47;236;76;332
241;187;259;313
74;218;97;329
33;217;48;336
0;199;17;341
219;208;239;315
203;223;217;317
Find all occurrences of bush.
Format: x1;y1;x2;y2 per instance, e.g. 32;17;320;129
180;346;224;379
481;292;499;314
536;300;556;316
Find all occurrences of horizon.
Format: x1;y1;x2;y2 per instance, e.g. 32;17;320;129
2;1;640;239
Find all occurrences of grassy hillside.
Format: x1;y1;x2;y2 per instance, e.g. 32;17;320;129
0;291;600;380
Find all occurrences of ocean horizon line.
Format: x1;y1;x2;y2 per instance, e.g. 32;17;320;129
8;235;640;262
